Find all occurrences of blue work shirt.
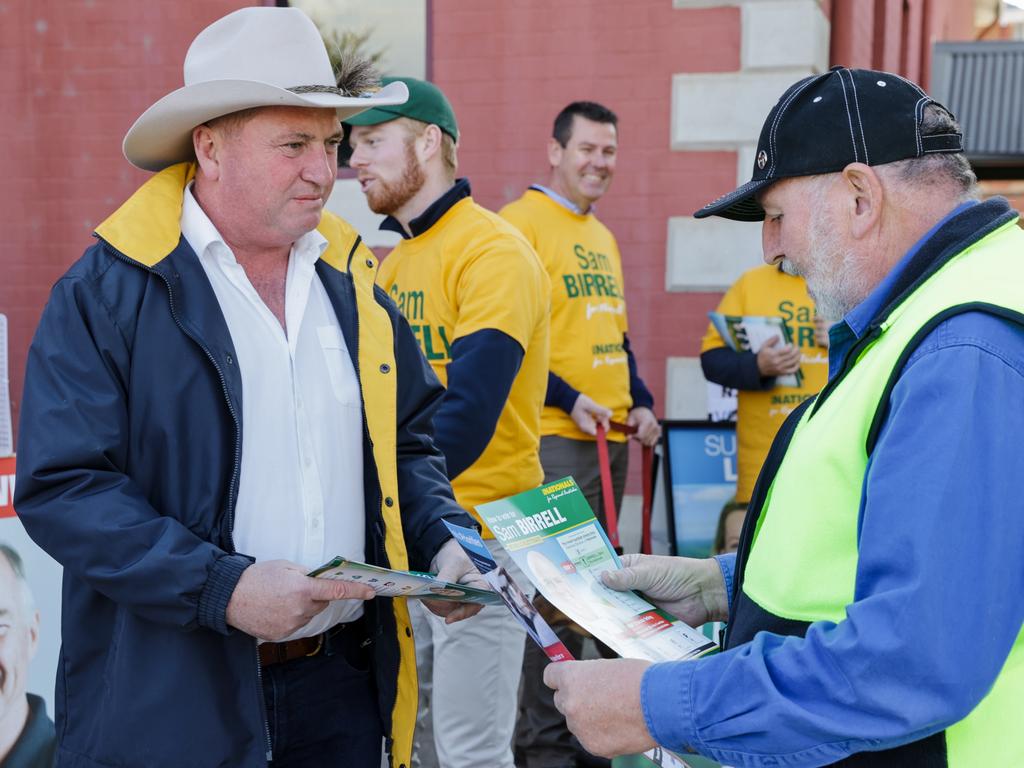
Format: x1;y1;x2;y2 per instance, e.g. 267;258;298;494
642;200;1024;766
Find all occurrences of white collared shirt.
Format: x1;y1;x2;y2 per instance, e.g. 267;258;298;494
181;186;365;639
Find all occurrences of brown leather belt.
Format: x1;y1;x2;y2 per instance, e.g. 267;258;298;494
259;633;325;667
259;616;371;668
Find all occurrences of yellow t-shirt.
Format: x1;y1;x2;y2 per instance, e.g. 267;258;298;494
500;189;631;442
700;264;829;502
377;196;550;535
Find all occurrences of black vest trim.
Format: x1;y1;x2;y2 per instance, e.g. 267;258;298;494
865;303;1024;455
725;589;809;649
723;397;815;650
828;734;947;766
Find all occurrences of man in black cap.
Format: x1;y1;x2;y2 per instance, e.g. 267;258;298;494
542;67;1024;766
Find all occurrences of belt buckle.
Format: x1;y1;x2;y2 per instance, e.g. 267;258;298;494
305;633;324;658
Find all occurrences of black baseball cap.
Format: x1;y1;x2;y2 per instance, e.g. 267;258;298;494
694;66;964;221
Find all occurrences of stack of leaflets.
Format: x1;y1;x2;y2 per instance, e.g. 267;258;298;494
708;310;803;388
307;557;502;605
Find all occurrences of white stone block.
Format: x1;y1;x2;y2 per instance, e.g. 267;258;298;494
665;357;709;420
666;216;764;292
671;71;810;149
326;179;402;250
742;1;829;73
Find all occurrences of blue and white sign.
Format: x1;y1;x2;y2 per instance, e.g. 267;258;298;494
662;422;738;557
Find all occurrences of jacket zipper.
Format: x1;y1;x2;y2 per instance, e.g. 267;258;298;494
105;245;273;761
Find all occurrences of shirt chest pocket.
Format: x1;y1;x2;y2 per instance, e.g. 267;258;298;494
316;325;361;407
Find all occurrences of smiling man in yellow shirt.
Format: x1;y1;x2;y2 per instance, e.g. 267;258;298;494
348;77;550;768
500;100;660;768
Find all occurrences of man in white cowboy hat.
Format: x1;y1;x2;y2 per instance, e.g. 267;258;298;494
14;7;483;768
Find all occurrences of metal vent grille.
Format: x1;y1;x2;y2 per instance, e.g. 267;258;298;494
932;41;1024;166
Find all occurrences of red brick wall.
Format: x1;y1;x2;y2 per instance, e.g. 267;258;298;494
1;0;980;471
831;0;975;89
433;0;977;492
431;0;740;488
0;1;250;447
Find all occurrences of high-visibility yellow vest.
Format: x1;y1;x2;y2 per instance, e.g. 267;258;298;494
739;218;1024;766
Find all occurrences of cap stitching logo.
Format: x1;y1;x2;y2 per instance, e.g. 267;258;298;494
837;70;860;163
768;75;817;177
845;69;869;165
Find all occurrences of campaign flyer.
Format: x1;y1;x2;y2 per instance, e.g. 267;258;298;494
443;520;573;662
475;477;716;662
708;311;803;388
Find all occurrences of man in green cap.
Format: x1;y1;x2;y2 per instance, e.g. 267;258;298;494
348;78;551;768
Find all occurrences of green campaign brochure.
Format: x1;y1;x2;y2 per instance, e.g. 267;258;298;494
308;557;501;605
476;477;716;662
709;310;804;388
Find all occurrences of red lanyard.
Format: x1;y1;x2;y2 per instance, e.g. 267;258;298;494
595;422;653;554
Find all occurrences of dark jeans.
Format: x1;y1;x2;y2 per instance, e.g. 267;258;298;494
516;435;628;768
261;623;383;768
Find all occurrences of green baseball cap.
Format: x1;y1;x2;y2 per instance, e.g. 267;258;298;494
345;76;459;141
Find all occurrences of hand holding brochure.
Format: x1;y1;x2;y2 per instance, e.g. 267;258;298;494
444;486;705;768
443;520;575;662
474;477;716;662
308;557;501;605
709;310;803;387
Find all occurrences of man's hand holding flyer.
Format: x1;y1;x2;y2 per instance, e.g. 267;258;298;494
443;477;711;768
472;477;716;662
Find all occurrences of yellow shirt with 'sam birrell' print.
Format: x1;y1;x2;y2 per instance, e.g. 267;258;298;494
377;195;550;536
500;188;631;442
700;264;829;502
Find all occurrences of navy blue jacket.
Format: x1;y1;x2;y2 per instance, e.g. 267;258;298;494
14;165;473;768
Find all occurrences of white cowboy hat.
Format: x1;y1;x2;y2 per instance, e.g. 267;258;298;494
123;6;408;172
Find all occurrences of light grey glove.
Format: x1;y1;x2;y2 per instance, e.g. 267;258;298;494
601;554;730;627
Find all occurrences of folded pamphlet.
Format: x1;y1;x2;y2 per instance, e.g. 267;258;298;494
709;310;803;388
443;520;574;662
308;557;502;605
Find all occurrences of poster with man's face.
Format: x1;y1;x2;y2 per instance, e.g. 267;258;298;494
0;458;62;722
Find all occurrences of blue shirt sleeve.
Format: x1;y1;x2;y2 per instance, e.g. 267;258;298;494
432;328;524;480
641;312;1024;765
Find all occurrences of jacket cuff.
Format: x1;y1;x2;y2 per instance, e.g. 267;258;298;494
415;510;477;571
642;661;704;757
714;553;737;614
198;553;254;635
